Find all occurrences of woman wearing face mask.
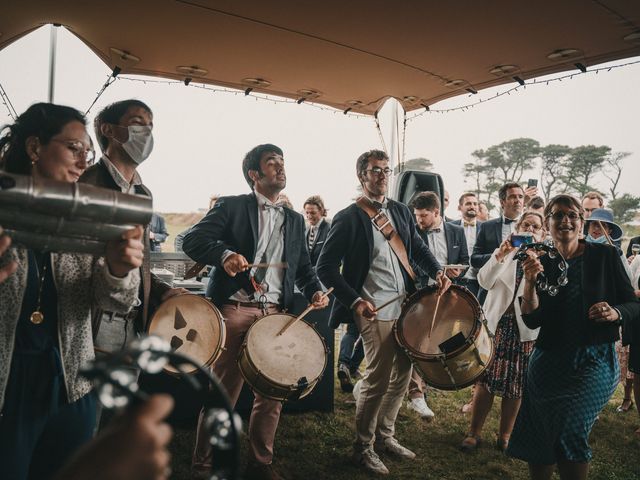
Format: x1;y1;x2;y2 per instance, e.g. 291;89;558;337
506;195;640;480
0;103;144;480
460;212;544;453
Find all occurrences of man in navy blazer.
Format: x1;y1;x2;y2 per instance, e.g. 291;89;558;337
317;149;450;475
184;144;328;480
471;182;525;303
450;192;483;296
411;192;468;286
303;195;331;267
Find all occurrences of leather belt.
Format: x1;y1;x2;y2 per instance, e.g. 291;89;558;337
103;309;139;322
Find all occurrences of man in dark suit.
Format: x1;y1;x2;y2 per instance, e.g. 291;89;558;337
79;99;182;345
303;195;331;267
183;144;328;480
406;191;468;419
450;192;483;296
317;149;450;476
304;195;365;392
471;182;525;303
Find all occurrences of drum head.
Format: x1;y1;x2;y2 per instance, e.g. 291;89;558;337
245;314;326;386
149;294;224;373
398;285;480;357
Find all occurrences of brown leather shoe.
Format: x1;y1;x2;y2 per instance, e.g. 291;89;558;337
245;463;286;480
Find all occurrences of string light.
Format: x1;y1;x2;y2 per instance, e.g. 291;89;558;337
406;58;640;121
114;76;370;118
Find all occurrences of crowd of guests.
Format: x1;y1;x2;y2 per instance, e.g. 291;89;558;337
1;100;639;480
324;181;640;479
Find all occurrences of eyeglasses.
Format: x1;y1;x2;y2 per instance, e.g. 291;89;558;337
365;167;393;177
547;211;582;222
51;139;95;165
519;221;543;232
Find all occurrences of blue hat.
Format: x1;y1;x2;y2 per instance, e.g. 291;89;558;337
585;208;623;241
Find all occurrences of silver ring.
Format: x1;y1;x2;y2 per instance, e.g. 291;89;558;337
601;306;606;312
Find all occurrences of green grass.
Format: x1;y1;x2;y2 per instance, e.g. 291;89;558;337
168;379;640;480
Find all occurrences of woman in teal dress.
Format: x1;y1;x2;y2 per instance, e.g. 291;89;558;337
507;194;640;480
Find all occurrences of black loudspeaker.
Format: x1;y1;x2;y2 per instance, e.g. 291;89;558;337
235;293;335;414
391;168;445;207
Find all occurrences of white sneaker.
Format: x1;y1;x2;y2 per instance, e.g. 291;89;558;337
353;379;362;403
374;437;416;460
407;397;435;420
352;447;389;475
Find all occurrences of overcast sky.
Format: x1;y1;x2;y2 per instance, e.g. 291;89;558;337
1;26;639;218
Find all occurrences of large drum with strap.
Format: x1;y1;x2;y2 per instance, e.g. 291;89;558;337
394;285;493;390
148;294;225;374
238;313;328;401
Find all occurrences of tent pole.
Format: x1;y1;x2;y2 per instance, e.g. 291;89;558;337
48;25;58;103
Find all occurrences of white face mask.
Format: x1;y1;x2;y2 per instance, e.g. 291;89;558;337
114;125;154;164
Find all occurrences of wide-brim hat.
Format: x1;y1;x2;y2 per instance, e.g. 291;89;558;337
585;208;623;241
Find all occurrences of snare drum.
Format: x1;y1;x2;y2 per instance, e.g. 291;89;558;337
148;294;225;374
238;313;328;401
394;285;493;390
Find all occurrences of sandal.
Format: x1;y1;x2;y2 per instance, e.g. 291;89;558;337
496;438;509;452
459;434;481;453
617;398;634;413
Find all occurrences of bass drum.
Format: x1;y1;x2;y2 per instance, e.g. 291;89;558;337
394;285;493;390
148;294;226;374
238;313;328;401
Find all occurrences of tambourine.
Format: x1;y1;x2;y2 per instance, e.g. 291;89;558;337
81;336;241;480
514;242;568;296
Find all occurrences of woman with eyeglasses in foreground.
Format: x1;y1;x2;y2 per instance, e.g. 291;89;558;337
506;194;640;480
460;212;544;453
0;103;144;480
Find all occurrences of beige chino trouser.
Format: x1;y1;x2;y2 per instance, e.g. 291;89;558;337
353;314;412;450
192;304;282;473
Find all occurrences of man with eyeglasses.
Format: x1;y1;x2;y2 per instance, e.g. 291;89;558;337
183;144;328;480
80;100;185;361
472;182;525;304
317;149;450;476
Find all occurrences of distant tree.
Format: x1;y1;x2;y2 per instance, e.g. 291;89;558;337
609;193;640;224
396;157;433;173
603;151;632;200
560;145;610;197
491;138;540;183
462;139;538;214
539;144;571;199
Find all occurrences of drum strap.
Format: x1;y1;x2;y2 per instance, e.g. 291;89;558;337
356;197;416;281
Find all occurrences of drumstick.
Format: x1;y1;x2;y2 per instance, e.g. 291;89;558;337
277;287;334;336
246;262;289;269
427;267;448;337
373;293;406;313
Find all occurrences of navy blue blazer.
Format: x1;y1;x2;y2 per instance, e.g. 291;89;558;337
306;219;331;267
316;199;442;328
182;193;321;309
415;222;469;281
471;217;504;269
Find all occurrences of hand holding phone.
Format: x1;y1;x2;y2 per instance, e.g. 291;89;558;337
511;233;534;248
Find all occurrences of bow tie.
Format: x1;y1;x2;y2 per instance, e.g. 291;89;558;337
263;202;285;211
503;217;517;225
427;228;441;234
463;221;476;227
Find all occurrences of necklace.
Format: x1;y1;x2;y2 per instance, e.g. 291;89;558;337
30;254;48;325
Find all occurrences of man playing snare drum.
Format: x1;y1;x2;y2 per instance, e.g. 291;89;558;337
317;149;450;476
183;144;328;480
